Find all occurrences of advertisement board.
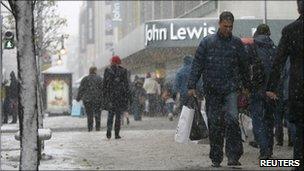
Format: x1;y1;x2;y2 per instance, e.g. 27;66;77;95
43;73;72;115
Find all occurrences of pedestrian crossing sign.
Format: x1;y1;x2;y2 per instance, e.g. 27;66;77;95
4;40;15;49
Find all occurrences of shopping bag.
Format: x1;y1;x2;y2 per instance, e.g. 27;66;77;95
71;100;84;117
174;105;195;144
239;113;253;142
190;97;208;141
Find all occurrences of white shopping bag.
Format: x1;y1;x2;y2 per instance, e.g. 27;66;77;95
239;113;253;142
71;100;84;117
174;105;195;144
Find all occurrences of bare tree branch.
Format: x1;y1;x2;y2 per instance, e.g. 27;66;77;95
2;1;16;17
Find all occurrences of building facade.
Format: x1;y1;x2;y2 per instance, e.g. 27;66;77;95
77;1;298;81
113;0;298;80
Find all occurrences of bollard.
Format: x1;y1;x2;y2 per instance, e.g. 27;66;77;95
15;128;52;141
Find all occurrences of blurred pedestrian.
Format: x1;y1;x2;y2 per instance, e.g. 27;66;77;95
8;71;20;124
76;66;103;132
266;1;303;169
188;11;251;167
174;55;193;116
131;78;146;121
102;55;131;139
143;72;160;116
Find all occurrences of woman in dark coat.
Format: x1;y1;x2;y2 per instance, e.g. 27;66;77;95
102;56;131;139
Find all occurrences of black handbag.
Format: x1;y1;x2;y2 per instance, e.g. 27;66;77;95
189;97;208;140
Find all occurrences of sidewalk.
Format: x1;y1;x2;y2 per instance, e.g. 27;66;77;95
1;113;294;170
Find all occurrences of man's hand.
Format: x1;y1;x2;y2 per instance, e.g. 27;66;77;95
266;91;278;100
188;89;197;97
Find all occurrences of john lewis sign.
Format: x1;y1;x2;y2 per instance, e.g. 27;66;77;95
144;19;263;48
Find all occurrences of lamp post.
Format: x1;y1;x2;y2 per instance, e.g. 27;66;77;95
57;35;67;65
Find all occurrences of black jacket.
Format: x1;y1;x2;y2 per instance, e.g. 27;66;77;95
267;15;304;124
102;65;131;112
188;30;251;95
77;74;103;104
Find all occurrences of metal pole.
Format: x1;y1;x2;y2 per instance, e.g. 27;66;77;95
0;1;3;169
263;0;267;24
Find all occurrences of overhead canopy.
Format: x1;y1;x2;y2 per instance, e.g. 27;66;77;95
42;65;72;74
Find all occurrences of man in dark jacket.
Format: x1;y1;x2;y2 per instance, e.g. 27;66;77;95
76;66;103;132
247;24;277;159
188;11;250;167
102;55;131;139
266;1;304;169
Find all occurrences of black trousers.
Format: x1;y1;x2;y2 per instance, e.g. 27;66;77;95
83;101;101;131
107;110;122;135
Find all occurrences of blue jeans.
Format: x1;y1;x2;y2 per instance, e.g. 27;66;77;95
205;92;243;163
250;91;274;157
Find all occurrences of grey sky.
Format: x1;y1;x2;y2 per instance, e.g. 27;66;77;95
57;1;82;36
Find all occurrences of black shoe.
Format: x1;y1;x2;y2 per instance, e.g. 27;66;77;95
249;141;259;148
115;135;121;139
96;127;101;131
106;131;111;139
228;160;242;166
127;118;130;125
211;162;221;168
276;142;283;146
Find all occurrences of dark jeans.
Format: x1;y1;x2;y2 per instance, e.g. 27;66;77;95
107;110;122;133
132;102;143;121
83;101;101;131
293;123;304;170
147;94;158;116
206;92;243;163
250;91;274;157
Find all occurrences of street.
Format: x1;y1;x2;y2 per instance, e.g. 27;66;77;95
1;112;293;170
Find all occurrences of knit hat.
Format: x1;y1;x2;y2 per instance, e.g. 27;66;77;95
255;24;271;36
111;55;121;65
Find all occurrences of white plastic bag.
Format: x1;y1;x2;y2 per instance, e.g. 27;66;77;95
239;113;253;141
71;100;84;117
174;105;195;144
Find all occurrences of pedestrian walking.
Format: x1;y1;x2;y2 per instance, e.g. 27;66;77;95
102;55;131;139
131;78;146;121
76;66;103;132
188;11;251;167
174;55;193;116
8;71;20;124
143;72;161;116
266;1;303;170
246;24;277;159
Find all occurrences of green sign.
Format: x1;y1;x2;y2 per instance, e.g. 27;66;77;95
4;40;15;49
